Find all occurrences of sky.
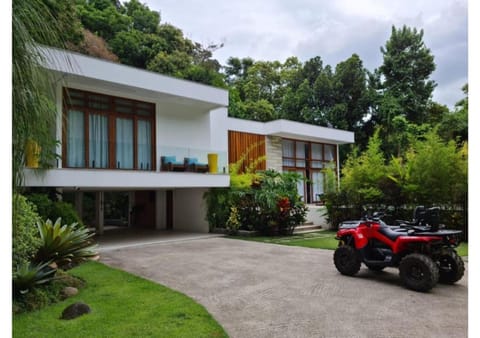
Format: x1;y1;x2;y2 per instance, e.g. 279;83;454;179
144;0;468;109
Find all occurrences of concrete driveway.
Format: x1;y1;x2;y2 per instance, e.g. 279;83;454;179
100;237;468;338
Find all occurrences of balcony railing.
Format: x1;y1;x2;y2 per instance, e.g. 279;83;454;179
158;146;228;174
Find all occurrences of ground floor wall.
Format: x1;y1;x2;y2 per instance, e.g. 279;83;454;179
64;188;210;234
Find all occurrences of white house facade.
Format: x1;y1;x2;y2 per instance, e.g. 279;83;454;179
23;47;354;234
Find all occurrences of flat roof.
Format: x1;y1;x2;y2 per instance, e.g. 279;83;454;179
227;117;354;144
38;45;229;107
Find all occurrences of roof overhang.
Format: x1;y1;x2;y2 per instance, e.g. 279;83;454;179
38;46;228;110
227;118;355;145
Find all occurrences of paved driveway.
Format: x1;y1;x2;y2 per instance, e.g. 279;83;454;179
100;237;468;338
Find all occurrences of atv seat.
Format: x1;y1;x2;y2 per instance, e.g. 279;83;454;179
378;226;406;241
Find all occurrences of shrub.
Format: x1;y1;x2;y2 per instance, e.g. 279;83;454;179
35;218;98;269
51;201;84;227
12;194;41;269
13;261;56;296
25;193;53;221
13;269;86;314
27;193;84;227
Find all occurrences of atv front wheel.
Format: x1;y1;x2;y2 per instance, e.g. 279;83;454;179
399;253;439;292
438;250;465;284
334;245;361;276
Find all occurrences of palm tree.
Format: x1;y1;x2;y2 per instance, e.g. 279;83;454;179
12;0;63;191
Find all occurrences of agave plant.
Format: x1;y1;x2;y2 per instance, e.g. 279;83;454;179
13;261;56;295
35;218;98;269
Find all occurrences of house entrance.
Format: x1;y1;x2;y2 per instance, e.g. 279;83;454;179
133;190;156;228
104;191;130;227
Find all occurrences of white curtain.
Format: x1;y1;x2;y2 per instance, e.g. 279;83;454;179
137;120;152;170
282;140;295;167
89;114;108;168
296;141;306;167
67;110;85;167
311;143;323;168
311;171;324;201
325;144;335;161
116;118;133;169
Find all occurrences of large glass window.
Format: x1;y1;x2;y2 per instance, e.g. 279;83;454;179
67;110;85;167
63;88;155;170
89;114;108;168
281;139;337;204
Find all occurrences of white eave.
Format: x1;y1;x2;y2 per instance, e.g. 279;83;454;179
37;45;228;107
227;117;354;145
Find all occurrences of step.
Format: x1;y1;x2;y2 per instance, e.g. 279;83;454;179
293;224;323;234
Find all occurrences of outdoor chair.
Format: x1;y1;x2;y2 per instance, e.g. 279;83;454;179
161;156;185;171
185;157;209;173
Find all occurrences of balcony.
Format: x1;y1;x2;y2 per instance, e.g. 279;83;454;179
23;146;229;189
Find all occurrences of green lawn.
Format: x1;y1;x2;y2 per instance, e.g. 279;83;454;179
232;230;468;256
13;261;227;338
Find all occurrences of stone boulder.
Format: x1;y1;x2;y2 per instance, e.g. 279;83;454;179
60;302;91;320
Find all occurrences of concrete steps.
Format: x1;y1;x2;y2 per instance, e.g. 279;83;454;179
293;223;323;234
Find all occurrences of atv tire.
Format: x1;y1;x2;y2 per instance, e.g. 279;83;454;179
334;245;361;276
438;250;465;284
399;253;439;292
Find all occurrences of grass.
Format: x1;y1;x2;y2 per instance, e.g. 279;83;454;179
232;230;468;256
13;261;227;338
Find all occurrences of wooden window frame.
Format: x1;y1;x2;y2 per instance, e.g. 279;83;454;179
62;88;156;171
281;138;337;203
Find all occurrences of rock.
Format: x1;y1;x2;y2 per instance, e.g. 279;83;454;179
61;286;78;299
60;302;91;320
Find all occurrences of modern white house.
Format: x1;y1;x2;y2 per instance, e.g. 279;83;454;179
23;47;354;234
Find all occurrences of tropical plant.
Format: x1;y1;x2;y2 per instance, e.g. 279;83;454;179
35;218;98;269
13;261;56;295
12;0;64;190
12;194;41;269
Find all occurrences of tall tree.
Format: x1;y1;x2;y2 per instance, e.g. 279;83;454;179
378;25;436;124
12;0;65;190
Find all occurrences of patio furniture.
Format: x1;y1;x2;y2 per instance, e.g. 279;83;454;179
161;156;185;171
185;157;209;173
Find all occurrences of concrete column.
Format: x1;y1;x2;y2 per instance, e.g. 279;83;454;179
128;191;135;227
155;190;166;230
95;191;104;235
74;191;83;219
266;136;283;172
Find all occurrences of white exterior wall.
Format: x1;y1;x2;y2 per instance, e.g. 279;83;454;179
173;188;209;233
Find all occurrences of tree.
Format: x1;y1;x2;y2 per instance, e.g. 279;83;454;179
438;84;468;143
12;0;65;190
327;54;369;131
378;25;436;124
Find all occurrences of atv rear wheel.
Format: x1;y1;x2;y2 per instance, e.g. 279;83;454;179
438;250;465;284
334;245;361;276
399;253;439;292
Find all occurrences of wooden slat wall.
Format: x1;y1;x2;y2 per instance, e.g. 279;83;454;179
228;131;266;173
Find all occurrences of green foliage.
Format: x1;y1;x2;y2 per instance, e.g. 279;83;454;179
27;193;84;227
12;195;41;269
341;130;387;204
205;170;307;235
13;261;56;296
12;0;63;189
203;188;232;231
323;130;468;232
13;269;86;314
13;262;228;337
51;201;85;228
35;219;98;269
226;207;241;235
378;25;436;124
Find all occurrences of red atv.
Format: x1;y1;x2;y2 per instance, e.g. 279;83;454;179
333;206;465;292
